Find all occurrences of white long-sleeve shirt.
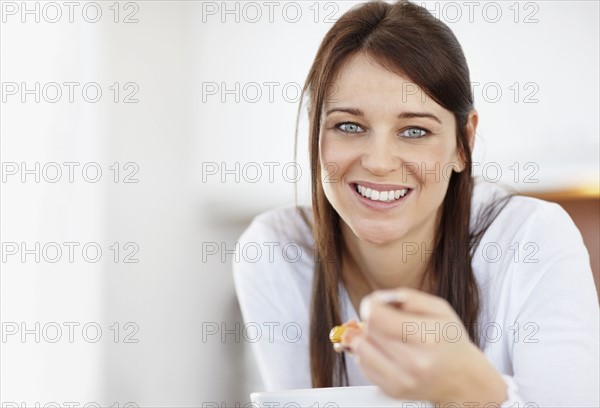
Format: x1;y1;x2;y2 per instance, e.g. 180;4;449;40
232;178;600;406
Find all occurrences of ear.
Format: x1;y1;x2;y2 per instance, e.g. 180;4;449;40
466;108;478;153
454;109;478;173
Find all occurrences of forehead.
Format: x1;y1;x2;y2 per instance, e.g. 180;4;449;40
324;53;449;119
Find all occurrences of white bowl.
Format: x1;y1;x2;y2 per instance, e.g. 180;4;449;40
250;385;433;407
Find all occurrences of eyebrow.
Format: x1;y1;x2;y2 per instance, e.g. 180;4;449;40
325;107;442;125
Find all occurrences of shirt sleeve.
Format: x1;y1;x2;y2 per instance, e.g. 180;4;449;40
497;202;600;407
232;214;313;392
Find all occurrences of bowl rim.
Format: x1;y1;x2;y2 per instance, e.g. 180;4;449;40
250;385;381;398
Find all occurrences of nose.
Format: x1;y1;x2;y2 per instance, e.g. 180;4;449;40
361;132;400;176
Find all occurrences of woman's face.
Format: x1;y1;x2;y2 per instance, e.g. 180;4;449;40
319;52;472;246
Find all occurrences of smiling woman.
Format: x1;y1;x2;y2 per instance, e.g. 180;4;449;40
320;53;468;249
233;0;599;406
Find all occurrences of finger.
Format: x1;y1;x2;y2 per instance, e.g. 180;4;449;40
360;287;454;320
364;299;447;344
333;342;352;353
350;334;417;396
340;326;363;346
359;361;417;401
366;327;418;364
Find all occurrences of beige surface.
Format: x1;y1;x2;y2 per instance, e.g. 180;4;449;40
525;190;599;297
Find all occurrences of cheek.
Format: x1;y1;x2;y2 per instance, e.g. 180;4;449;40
412;139;460;183
319;135;354;181
318;136;331;184
319;137;340;199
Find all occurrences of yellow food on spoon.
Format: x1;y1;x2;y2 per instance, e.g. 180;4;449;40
329;320;363;343
329;325;345;343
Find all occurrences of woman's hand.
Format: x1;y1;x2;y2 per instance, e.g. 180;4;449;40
338;288;508;405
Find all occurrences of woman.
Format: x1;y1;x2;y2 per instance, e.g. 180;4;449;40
233;0;599;405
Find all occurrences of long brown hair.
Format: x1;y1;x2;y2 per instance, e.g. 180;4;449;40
293;0;512;387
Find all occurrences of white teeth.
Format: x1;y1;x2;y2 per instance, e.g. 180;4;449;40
356;184;409;202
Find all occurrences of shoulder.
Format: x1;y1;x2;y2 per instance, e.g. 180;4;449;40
470;177;595;319
470;176;579;243
470;176;587;270
232;205;316;390
237;204;315;253
233;204;316;306
472;181;599;404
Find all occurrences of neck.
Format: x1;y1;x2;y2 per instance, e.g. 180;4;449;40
340;219;436;299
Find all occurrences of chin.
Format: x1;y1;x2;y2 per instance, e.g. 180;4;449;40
351;222;405;246
361;234;395;246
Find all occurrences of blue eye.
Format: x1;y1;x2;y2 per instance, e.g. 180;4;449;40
401;127;428;138
336;122;364;134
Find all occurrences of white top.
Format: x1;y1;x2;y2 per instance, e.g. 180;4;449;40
233;178;600;407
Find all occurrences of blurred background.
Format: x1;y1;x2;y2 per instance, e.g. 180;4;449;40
1;0;598;406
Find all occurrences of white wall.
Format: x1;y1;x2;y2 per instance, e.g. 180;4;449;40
1;8;106;404
1;1;598;407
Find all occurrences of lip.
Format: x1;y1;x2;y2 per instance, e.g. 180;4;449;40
349;182;413;210
351;180;412;191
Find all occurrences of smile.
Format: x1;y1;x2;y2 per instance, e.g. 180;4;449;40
352;182;412;203
349;182;413;210
354;183;409;202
